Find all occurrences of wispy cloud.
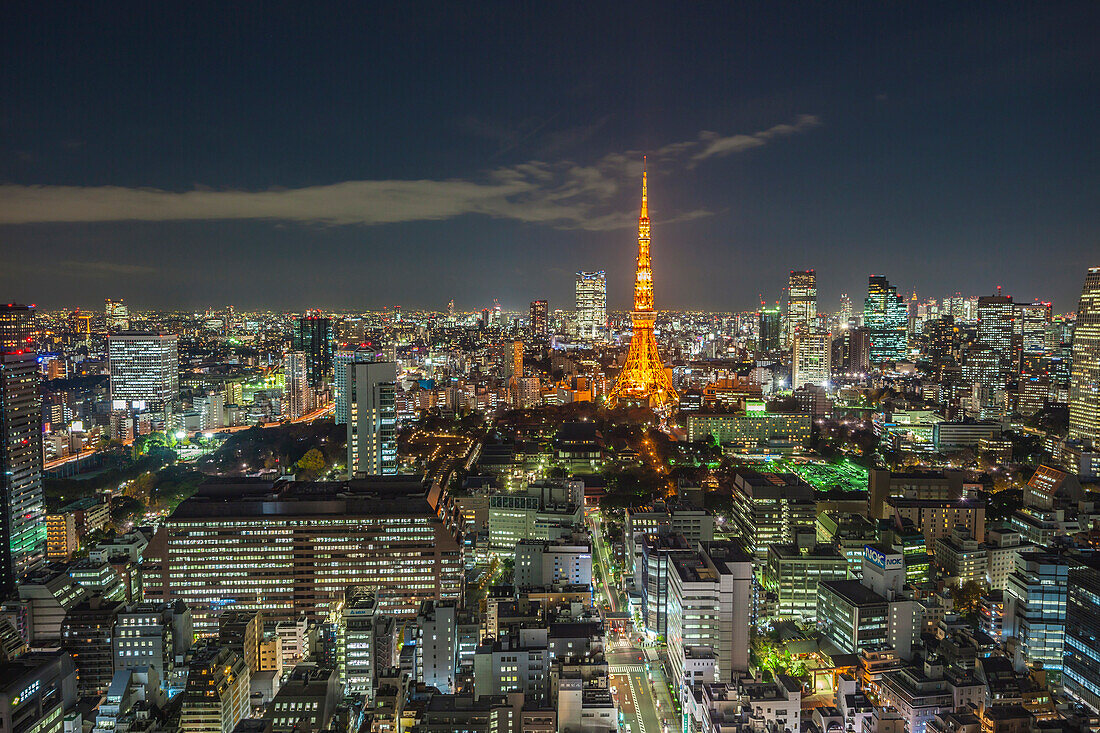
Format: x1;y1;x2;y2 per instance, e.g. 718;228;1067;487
0;115;819;230
56;260;159;277
689;114;821;162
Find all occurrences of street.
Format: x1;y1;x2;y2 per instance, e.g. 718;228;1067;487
590;511;678;733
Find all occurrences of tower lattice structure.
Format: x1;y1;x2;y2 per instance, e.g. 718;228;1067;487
608;160;679;410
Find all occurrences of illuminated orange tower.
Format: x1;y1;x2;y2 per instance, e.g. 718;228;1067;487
608;159;678;410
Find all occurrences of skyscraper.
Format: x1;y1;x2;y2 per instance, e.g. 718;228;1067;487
758;305;781;353
792;330;832;389
529;299;548;339
575;271;606;340
976;294;1016;374
608;160;678;409
104;299;130;331
864;275;908;364
786;270;817;346
293;313;333;390
0;304;45;593
1017;301;1052;358
107;332;179;410
1069;267;1100;445
283;351;312;420
346;361;398;476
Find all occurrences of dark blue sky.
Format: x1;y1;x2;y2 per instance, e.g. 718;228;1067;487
1;2;1097;312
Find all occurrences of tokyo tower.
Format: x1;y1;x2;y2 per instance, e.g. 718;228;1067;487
608;158;679;410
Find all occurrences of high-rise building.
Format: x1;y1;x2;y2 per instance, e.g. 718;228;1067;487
282;351;312;420
107;331;179;410
792;330;832;389
1017;301;1052;358
831;326;871;377
865;275;908;364
338;588;397;703
61;597;123;697
1065;554;1100;711
575;271;607;340
293;313;333;390
104;298;130;331
147;477;464;633
786;270;817;346
838;293;853;325
346;361;398;476
976;294;1016;374
0;304;45;594
608;161;678;409
529;300;548;339
416;600;457;694
1004;552;1067;677
1069;267;1100;445
758;306;781;353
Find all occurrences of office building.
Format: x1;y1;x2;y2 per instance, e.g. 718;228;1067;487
817;580;890;654
758;305;781;352
1017;301;1052;358
729;470;817;559
265;663;343;733
514;539;592;588
865;275;908;364
179;645;250;733
219;610;263;675
976;295;1016;374
104;298;130;331
764;540;848;621
1069;267;1100;444
793;330;832;388
416;600;457;694
867;469;964;521
113;601;193;689
685;410;812;449
0;651;77;733
108;331;179;409
148;477;463;633
0;304;45;594
575;271;606;340
346;361;398;476
61;597;123;697
338;588;397;702
1004;552;1067;677
292;313;332;390
529;300;548;338
786;270;817;346
1065;554;1100;712
832;326;871;377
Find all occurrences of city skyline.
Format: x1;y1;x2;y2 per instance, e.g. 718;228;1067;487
2;3;1098;311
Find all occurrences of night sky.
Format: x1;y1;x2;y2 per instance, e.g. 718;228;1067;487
1;2;1098;312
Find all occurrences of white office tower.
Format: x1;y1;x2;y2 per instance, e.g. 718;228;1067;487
1069;268;1100;446
416;600;457;693
792;330;832;389
346;361;398;476
108;332;179;410
575;271;607;340
283;351;312;420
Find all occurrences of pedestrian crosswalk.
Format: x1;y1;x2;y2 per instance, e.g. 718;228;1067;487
609;664;645;674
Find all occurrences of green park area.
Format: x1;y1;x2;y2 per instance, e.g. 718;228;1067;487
742;457;868;494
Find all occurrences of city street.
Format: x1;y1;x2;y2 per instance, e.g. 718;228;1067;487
591;512;678;733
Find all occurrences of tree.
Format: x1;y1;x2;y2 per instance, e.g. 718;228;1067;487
110;496;145;526
295;448;327;478
950;580;985;615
